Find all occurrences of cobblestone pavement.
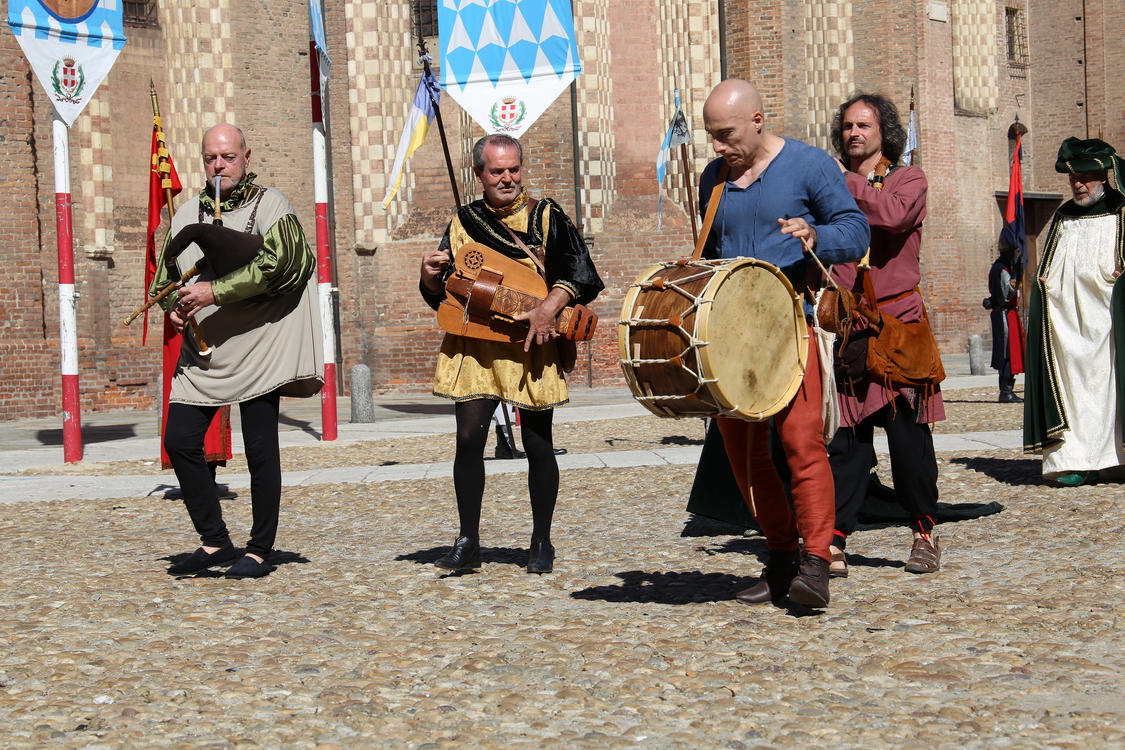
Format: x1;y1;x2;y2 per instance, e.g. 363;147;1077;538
2;379;1123;749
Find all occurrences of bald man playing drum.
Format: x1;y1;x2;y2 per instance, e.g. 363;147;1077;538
698;80;869;608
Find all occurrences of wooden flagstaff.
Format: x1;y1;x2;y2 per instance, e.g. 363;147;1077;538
417;36;461;207
149;79;176;221
675;88;698;245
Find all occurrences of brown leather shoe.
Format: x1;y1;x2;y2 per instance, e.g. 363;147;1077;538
736;548;799;604
787;553;831;608
904;533;940;574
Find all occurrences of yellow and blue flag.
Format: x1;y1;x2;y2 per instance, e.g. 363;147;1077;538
383;65;440;209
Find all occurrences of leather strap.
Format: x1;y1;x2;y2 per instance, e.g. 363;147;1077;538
500;214;548;277
691;162;730;261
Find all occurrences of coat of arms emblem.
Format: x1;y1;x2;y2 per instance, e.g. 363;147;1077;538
51;57;85;104
489;96;526;132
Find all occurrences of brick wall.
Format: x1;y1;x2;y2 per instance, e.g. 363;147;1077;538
5;0;1125;419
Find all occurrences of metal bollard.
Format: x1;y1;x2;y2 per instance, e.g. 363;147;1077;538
350;364;375;423
968;334;987;376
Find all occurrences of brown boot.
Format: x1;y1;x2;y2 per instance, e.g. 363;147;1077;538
787;552;831;608
735;548;800;604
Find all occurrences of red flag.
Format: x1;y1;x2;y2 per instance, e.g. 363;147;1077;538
144;116;182;344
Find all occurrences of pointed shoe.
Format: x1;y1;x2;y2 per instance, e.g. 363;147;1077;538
167;543;240;575
787;553;831;608
225;555;274;579
527;538;555;574
735;548;800;605
435;536;482;570
1054;471;1099;487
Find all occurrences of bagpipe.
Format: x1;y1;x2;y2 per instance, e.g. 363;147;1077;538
123;185;263;355
437;242;597;343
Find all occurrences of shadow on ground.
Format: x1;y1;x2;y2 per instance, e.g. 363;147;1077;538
951;456;1047;486
397;545;530;571
160;548;310;578
569;570;826;616
37;424;139;446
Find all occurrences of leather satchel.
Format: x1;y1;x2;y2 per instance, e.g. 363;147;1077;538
853;270;945;388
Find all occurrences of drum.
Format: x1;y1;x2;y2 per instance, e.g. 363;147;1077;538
618;258;808;421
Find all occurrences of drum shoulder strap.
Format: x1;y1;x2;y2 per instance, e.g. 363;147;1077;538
691;162;730;261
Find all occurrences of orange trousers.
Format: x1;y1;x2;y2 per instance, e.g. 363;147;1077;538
717;329;834;562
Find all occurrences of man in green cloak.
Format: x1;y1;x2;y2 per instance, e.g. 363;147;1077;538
1023;137;1125;486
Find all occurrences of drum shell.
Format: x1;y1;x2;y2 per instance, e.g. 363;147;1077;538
618;258;807;421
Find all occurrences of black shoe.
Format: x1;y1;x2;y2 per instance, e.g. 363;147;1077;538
167;543;240;575
552;448;568;456
216;485;239;500
435;536;482;570
998;392;1023;403
494;426;526;459
527;538;555;573
225;555;274;579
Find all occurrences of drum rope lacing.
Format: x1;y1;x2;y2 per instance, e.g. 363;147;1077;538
619;261;744;416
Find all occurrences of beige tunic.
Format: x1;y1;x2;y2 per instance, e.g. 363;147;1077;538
168;190;323;405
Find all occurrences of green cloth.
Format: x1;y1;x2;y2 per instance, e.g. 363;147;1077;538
1022;190;1125;451
1055;137;1119;174
150;176;315;311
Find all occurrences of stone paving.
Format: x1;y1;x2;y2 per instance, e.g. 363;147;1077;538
1;377;1124;748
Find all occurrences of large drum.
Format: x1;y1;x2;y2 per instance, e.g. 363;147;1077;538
618;258;808;421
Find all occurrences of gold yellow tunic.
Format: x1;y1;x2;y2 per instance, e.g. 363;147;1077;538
432;200;568;410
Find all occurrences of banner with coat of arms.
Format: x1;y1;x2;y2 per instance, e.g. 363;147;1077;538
438;0;580;140
7;0;127;126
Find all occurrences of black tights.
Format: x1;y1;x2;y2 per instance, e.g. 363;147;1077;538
453;399;559;541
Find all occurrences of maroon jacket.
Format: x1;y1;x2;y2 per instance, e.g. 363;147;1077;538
831;165;946;425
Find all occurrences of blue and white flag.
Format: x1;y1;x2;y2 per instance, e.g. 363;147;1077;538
308;0;331;100
7;0;127;126
383;65;441;209
439;0;581;139
656;90;690;184
904;105;918;166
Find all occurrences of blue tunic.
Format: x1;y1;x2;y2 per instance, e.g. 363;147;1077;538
698;138;870;285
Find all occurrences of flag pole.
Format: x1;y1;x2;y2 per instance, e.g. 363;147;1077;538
53;110;81;463
309;0;337;441
676;89;698;245
907;86;917;166
150;80;176;221
417;35;461;207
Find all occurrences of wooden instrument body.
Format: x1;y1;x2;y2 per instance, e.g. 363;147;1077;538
437;242;594;343
618;258;807;421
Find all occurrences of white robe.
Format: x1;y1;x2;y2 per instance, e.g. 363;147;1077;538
1041;212;1125;475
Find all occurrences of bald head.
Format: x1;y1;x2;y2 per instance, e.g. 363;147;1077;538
201;123;251;201
202;123;247;152
703;79;778;171
703;79;764;121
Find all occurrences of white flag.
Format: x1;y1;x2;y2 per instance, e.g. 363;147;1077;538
439;0;581;139
904;108;918;166
7;0;127;127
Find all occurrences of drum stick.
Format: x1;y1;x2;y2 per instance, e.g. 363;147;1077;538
745;423;757;518
784;214;840;290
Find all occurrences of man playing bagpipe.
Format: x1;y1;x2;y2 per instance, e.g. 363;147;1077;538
151;123;323;579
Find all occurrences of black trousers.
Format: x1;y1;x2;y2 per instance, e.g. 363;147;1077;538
164;390;282;559
828;396;939;538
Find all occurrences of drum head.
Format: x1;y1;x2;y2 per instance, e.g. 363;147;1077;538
697;259;806;420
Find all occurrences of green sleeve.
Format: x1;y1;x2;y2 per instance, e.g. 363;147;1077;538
209;214;315;303
149;231;179;314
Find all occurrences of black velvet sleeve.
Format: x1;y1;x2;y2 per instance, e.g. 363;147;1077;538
539;199;604;306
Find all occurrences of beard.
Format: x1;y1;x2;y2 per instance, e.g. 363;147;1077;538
1074;181;1106;207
